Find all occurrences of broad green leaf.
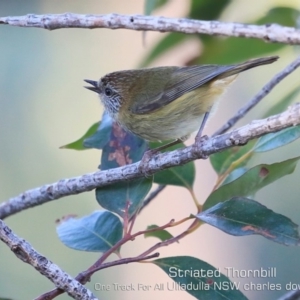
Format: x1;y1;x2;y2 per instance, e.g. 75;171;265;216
222;167;248;186
204;157;300;210
263;85;300;118
56;211;123;252
153;256;247;300
150;141;195;189
144;0;167;15
97;122;152;218
257;7;299;27
254;126;300;152
210;141;255;175
84;111;113;149
154;162;195;188
189;0;230;20
60;122;99;150
96;177;152;219
197;198;300;245
145;224;174;241
100;122;147;170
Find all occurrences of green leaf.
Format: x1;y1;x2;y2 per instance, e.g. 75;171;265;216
257;7;299;27
150;141;195;189
210;141;255;175
144;0;167;15
145;224;174;241
197;198;300;245
222;167;248;186
56;211;123;252
96;178;152;219
83;111;113;149
189;0;231;20
153;256;247;300
254;126;300;152
60;112;115;150
263;85;300;118
60;122;99;150
100;122;147;170
204;157;300;210
97;122;152;218
154;162;195;188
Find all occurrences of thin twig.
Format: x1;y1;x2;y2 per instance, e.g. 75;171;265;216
39;219;178;299
84;219;176;277
137;219;200;258
214;54;300;136
1;103;300;220
83;253;159;276
139;184;166;214
0;13;300;44
0;219;97;300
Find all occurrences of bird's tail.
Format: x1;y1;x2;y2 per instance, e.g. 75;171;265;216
218;56;279;79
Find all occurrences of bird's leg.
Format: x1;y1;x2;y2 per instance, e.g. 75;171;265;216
138;138;184;176
193;111;210;157
195;111;209;142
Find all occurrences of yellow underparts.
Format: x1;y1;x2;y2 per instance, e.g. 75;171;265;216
120;76;237;141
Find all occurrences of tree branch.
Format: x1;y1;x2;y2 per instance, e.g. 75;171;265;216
138;184;166;215
0;219;97;300
0;13;300;44
1;103;300;220
38;253;159;300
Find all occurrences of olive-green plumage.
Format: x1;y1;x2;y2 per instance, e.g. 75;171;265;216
85;56;278;141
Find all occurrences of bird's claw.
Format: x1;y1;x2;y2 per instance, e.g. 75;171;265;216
192;135;209;159
138;149;158;178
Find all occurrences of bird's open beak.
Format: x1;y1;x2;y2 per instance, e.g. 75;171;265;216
84;79;100;93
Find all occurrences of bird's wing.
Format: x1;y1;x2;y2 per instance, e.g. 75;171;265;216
130;64;232;114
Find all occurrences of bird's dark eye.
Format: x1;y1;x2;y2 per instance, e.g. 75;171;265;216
105;87;113;96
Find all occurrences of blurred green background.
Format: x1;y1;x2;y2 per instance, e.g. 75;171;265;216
1;1;300;299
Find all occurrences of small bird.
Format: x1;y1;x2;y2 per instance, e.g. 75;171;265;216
85;56;278;146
